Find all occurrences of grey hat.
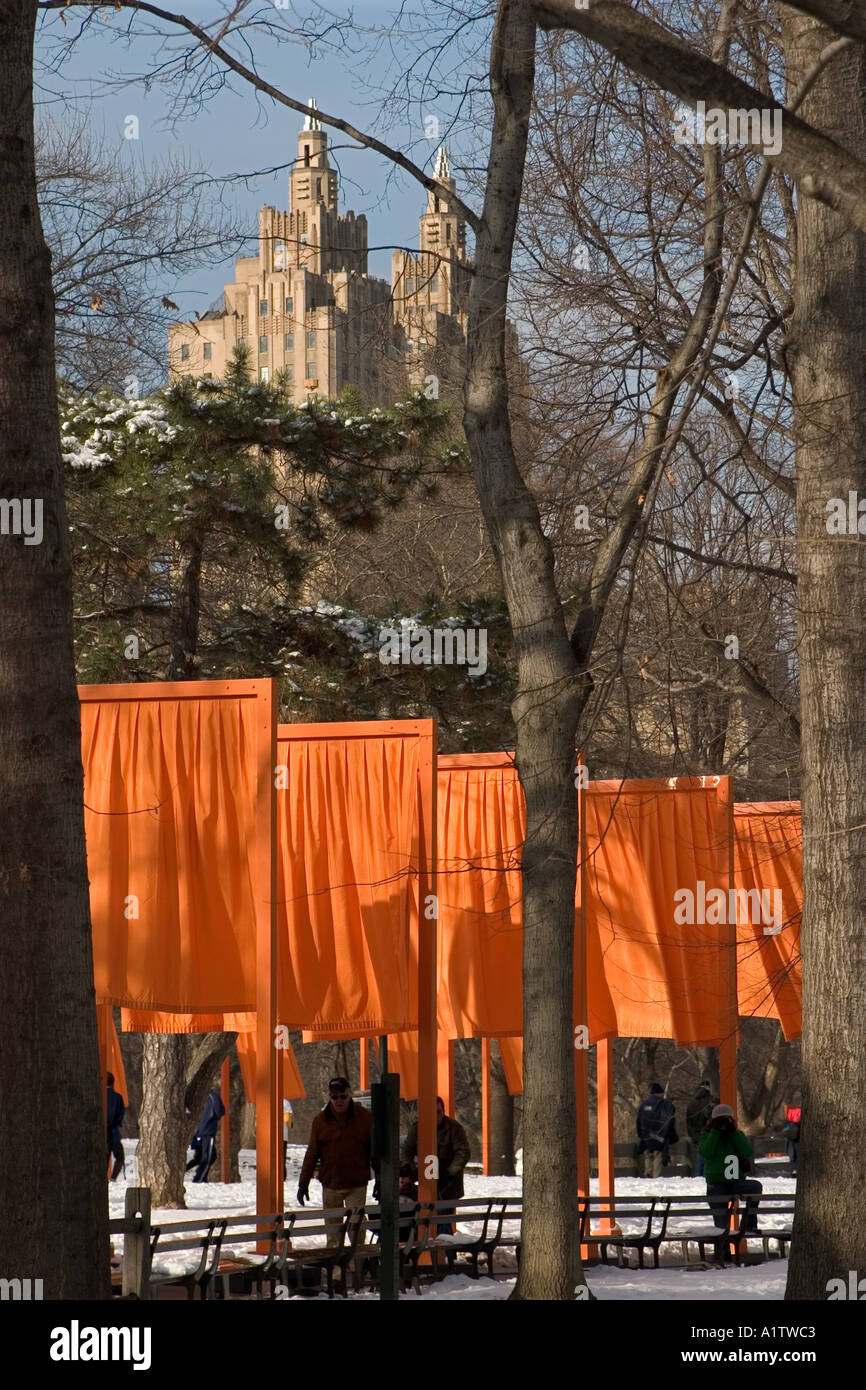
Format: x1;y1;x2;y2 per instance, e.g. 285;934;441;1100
711;1103;735;1119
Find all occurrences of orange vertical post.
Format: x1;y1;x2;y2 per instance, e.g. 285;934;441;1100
255;680;280;1228
596;1036;616;1232
481;1037;491;1175
575;765;590;1202
359;1036;370;1090
438;1033;454;1115
720;776;739;1112
416;721;439;1207
220;1056;231;1183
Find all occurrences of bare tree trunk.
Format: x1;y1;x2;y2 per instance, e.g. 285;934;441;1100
464;0;584;1300
137;1034;188;1208
783;8;866;1299
488;1041;515;1175
0;0;109;1299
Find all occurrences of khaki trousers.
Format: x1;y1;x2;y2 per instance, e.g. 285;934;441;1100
321;1184;368;1250
642;1148;663;1178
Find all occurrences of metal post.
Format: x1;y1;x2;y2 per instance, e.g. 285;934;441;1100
371;1071;400;1301
481;1037;491;1175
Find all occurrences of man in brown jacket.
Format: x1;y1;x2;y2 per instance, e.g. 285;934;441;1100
297;1077;375;1248
402;1097;471;1201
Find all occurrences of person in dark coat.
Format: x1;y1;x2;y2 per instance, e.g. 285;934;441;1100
402;1097;470;1232
402;1097;471;1201
686;1079;718;1176
106;1073;125;1182
636;1083;676;1178
782;1101;801;1176
190;1082;226;1183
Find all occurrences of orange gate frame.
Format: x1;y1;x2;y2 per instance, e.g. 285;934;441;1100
81;678;280;1219
277;720;438;1205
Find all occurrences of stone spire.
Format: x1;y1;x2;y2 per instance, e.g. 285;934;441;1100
434;144;451;179
303;97;321;132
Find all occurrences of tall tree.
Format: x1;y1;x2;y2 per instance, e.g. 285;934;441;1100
0;0;108;1298
782;5;866;1300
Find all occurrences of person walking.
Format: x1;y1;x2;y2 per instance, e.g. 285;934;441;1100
686;1078;717;1176
782;1101;801;1176
699;1103;763;1261
636;1082;675;1178
297;1077;376;1249
190;1082;226;1183
106;1072;125;1182
402;1095;471;1233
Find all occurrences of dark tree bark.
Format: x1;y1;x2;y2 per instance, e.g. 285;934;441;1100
488;1041;515;1176
783;8;866;1300
0;0;108;1299
137;1034;188;1208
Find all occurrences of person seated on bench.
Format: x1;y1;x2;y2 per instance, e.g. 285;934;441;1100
699;1104;762;1250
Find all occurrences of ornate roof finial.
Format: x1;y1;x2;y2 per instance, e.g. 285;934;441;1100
434;144;451;180
303;98;321;132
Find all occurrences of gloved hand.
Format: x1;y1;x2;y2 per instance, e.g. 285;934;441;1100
296;1182;309;1206
372;1181;380;1202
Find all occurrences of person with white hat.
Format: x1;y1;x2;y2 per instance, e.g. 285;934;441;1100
698;1103;763;1256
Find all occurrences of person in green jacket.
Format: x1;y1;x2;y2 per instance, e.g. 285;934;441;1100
698;1104;763;1244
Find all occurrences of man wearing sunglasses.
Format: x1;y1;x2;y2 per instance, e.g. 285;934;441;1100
297;1077;375;1248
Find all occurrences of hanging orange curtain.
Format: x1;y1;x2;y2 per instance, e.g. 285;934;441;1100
276;726;427;1033
734;802;802;1039
584;778;735;1045
97;1007;129;1100
236;1035;306;1102
83;684;267;1010
435;754;524;1038
497;1036;524;1095
120;1010;256;1034
436;754;616;1039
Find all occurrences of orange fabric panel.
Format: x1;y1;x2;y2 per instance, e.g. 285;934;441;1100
276;727;424;1033
97;1008;129;1100
120;1010;256;1034
584;778;734;1045
83;688;262;1010
436;755;524;1038
381;1032;455;1101
237;1034;306;1102
435;754;617;1040
497;1036;523;1095
734;803;802;1039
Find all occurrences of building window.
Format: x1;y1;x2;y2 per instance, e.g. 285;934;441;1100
180;343;190;361
274;239;286;270
315;178;321;199
306;362;316;379
237;338;246;350
260;366;269;383
285;297;293;315
203;372;212;379
446;224;451;241
306;330;316;347
285;365;294;382
259;299;269;316
203;341;212;361
284;333;294;350
259;335;268;353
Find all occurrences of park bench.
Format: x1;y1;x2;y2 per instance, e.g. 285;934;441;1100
579;1196;672;1268
148;1218;230;1299
675;1195;796;1266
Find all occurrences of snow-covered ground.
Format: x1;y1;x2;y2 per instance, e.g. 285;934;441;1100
109;1142;795;1300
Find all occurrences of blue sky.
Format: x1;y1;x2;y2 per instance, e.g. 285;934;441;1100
34;2;483;318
